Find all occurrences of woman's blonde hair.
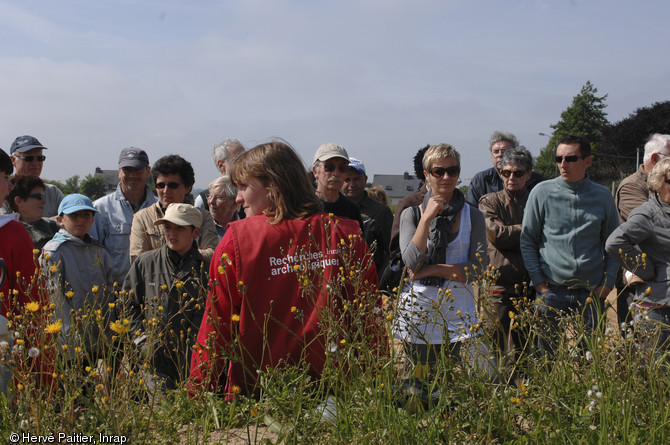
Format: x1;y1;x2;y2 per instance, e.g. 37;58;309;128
422;143;461;172
647;157;670;193
229;141;323;224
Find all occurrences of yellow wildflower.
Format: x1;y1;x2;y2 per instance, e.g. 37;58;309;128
161;284;168;291
231;385;242;394
175;281;184;290
15;339;25;345
110;321;129;335
91;285;99;294
340;339;346;345
44;320;63;334
108;302;115;309
585;297;593;304
290;306;297;313
231;314;240;322
65;290;74;299
25;302;40;312
218;265;225;275
293;264;300;271
50;265;59;273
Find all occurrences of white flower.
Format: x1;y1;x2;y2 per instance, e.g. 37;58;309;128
592;384;599;391
587;390;593;397
28;347;40;358
20;419;29;430
595;392;603;399
585;351;593;361
13;331;20;338
0;340;8;349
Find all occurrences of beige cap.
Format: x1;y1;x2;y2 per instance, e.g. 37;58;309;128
313;143;349;165
154;203;202;228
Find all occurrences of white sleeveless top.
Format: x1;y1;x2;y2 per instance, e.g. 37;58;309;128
393;204;478;344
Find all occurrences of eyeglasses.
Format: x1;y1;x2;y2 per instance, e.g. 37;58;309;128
321;162;349;173
428;166;461;178
155;182;183;190
500;169;527;178
554;155;585;163
26;192;47;200
15;155;46;162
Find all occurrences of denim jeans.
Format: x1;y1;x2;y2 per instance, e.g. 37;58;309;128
535;283;606;354
632;305;670;360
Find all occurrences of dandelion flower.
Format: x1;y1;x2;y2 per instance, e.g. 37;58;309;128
44;320;63;334
108;302;115;309
50;265;59;273
65;291;74;299
25;302;40;312
290;306;297;313
217;265;225;275
28;347;40;358
231;314;240;322
15;339;25;345
231;385;242;394
339;339;346;345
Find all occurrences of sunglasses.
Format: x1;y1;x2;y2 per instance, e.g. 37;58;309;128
554;155;585;163
500;169;527;178
15;155;46;162
26;192;47;200
155;182;183;190
322;162;349;173
429;165;461;178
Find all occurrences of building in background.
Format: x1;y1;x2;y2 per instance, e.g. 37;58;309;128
372;172;422;206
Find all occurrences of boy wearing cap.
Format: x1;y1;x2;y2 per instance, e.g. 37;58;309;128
122;203;208;390
90;147;157;284
1;135;64;217
41;194;115;360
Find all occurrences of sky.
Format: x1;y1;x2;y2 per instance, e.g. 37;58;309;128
0;0;668;189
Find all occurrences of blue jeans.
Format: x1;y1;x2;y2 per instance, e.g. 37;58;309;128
535;284;606;354
632;305;670;360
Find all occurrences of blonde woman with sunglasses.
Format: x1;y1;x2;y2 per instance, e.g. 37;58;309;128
394;144;496;390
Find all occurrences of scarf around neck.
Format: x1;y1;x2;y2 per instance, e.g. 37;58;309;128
419;188;465;286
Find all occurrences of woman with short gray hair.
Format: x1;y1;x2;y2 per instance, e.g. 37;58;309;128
478;146;535;383
206;176;238;240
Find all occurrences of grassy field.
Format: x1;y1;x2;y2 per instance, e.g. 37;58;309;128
1;248;669;444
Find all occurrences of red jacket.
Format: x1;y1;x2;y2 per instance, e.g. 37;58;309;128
0;218;53;387
189;213;380;398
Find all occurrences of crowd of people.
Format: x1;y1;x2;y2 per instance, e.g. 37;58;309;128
1;130;670;402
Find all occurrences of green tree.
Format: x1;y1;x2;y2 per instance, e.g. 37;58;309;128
536;81;609;180
598;101;670;183
62;175;81;194
80;174;107;201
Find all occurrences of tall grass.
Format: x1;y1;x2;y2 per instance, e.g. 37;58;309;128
1;245;669;444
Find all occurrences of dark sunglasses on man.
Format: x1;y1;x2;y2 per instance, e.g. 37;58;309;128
15;155;46;162
554;155;585;163
321;162;349;173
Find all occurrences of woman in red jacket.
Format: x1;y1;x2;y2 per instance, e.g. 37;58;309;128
189;141;381;399
1;148;53;398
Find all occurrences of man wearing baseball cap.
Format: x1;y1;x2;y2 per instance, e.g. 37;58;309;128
342;157;393;276
122;202;208;391
89;147;157;283
2;135;64;217
312;143;364;233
